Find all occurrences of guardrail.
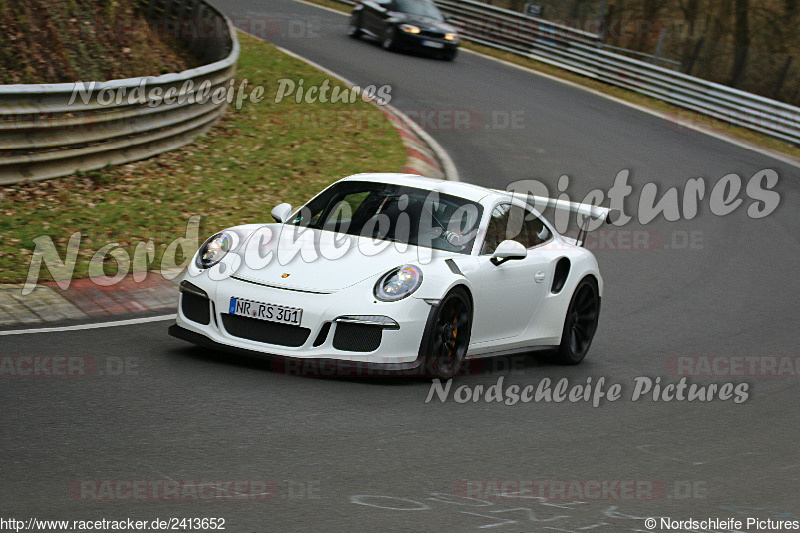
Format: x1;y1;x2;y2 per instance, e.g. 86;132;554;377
343;0;800;146
0;0;240;184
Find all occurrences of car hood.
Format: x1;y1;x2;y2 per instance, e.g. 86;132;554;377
229;225;440;293
396;13;456;33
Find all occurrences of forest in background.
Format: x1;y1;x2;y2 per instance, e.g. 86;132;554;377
486;0;800;106
0;0;797;108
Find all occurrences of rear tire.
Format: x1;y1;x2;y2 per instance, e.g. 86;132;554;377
422;287;472;379
553;277;600;365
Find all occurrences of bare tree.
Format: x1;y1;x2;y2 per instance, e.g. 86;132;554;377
729;0;750;87
677;0;701;64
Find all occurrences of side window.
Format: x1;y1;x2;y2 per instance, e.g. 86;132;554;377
516;208;551;248
481;203;551;254
481;203;512;255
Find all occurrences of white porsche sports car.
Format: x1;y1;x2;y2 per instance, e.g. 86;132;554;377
169;173;612;379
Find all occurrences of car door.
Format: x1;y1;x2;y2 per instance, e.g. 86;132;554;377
361;0;392;37
471;202;553;344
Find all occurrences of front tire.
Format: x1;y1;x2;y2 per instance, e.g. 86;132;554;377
442;48;457;61
554;277;600;365
422;287;472;379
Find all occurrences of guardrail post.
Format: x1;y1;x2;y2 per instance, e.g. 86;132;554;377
684;36;704;76
774;56;793;100
653;28;667;65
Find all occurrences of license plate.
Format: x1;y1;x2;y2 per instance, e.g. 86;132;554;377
229;297;302;326
422;40;444;49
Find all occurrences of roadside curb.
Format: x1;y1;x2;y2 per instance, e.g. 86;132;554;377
0;271;183;329
384;109;444;179
0;45;459;331
381;103;460;182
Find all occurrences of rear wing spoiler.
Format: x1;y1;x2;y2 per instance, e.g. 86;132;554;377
527;195;612;223
491;189;618;246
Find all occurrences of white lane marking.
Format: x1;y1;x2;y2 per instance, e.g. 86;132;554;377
292;0;347;14
288;0;800;169
0;314;176;336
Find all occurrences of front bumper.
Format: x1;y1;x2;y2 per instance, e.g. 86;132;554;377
168;324;425;376
395;30;458;53
171;274;433;366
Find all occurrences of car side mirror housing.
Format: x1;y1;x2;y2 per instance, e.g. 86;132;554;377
271;203;293;223
491;240;527;266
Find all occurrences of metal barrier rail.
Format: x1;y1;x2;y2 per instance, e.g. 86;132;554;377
341;0;800;146
0;0;240;184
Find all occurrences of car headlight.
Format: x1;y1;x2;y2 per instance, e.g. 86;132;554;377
374;265;423;302
195;232;233;269
444;33;457;41
400;24;421;34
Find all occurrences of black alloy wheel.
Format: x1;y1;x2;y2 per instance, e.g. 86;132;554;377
423;287;472;379
554;277;600;365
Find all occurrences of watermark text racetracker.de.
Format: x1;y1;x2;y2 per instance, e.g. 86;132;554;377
455;479;665;502
68;479;278;501
455;479;707;502
666;355;800;377
0;355;140;378
0;517;228;532
1;517;227;532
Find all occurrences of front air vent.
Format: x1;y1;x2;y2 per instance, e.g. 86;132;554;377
313;322;332;347
445;258;463;275
332;322;383;352
181;292;210;325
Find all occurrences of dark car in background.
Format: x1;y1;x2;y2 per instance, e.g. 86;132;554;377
348;0;459;60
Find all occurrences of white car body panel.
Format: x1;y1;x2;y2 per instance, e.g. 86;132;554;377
171;173;606;370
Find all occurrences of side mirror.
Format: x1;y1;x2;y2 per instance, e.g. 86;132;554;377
271;203;292;223
491;240;527;266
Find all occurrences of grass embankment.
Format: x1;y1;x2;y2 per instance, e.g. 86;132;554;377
0;31;406;283
0;0;202;84
312;0;800;161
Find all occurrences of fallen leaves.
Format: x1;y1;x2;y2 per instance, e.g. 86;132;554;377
1;32;405;283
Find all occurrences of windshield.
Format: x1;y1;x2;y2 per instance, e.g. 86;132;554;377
289;180;483;254
393;0;444;21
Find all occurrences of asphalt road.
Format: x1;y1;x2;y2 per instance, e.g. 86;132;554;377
2;0;799;531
